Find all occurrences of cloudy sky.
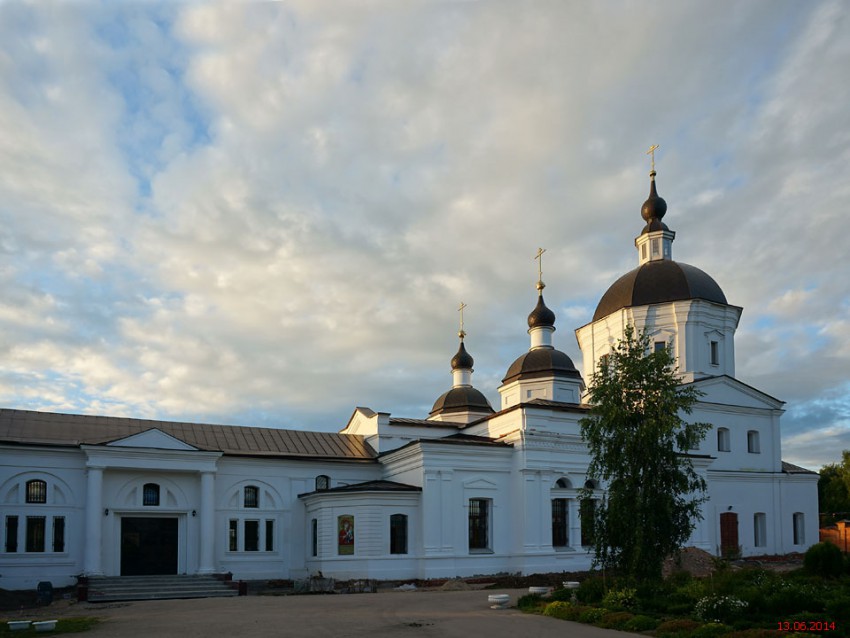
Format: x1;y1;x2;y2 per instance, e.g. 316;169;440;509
1;1;848;470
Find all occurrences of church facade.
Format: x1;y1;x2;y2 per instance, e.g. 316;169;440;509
0;169;818;590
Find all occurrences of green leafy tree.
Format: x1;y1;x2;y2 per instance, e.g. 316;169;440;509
818;450;850;524
580;325;711;581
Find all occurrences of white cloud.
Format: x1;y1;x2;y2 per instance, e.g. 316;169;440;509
0;1;848;467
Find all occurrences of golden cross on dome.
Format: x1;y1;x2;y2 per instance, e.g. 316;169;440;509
458;301;467;339
646;144;660;173
534;247;546;291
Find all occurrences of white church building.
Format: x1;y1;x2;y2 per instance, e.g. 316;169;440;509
0;169;818;590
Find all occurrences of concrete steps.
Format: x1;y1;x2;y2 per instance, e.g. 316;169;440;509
86;575;239;603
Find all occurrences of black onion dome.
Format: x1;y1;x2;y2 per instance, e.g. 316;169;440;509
527;294;556;328
592;260;728;322
501;348;582;385
451;341;474;370
640;172;668;234
429;387;494;417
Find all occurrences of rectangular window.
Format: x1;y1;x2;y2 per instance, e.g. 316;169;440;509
245;520;259;552
654;341;666;353
641;243;647;260
468;498;490;551
747;430;760;454
52;516;65;553
753;513;767;548
652;238;660;255
710;341;719;366
552;498;569;547
26;516;46;552
580;499;595;546
265;520;274;552
311;518;318;557
390;514;408;555
5;515;18;553
793;513;805;545
229;519;238;551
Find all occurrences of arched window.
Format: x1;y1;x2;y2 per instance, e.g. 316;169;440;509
717;428;731;452
25;480;47;504
792;512;805;545
753;513;766;547
315;475;330;491
747;430;760;454
390;514;408;555
555;478;571;489
142;483;160;507
244;485;259;508
584;479;598;491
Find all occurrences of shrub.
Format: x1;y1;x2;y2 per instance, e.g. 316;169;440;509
691;622;732;638
548;587;574;602
656;619;702;636
542;601;573;620
825;596;850;624
599;611;635;629
803;542;844;578
602;587;637;610
624;614;659;632
578;607;608;624
575;576;605;603
516;593;545;612
695;595;749;624
724;629;782;638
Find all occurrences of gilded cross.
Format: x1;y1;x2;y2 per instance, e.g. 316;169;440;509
458;302;467;339
534;247;546;282
646;144;659;172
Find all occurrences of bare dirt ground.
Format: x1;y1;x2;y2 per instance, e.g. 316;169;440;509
5;589;628;638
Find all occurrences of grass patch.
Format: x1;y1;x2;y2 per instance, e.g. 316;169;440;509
0;617;100;635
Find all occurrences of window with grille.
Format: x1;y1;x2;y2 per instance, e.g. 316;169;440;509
580;499;596;546
229;519;238;551
26;516;46;552
468;499;490;551
552;498;569;547
5;516;18;552
265;520;274;552
245;520;259;551
25;480;47;504
143;483;160;506
244;486;259;508
311;518;318;557
315;475;330;491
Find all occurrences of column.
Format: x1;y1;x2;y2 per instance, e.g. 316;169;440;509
84;466;104;576
198;471;216;574
568;498;581;549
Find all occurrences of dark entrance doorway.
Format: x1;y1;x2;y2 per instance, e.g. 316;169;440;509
121;517;178;576
719;512;739;558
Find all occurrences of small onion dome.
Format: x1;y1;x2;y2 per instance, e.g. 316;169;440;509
502;348;582;385
640;171;668;234
592;260;728;322
527;294;556;328
451;341;475;370
429;386;494;417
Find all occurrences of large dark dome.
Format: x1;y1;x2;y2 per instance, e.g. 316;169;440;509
502;348;582;385
593;260;727;322
429;387;494;417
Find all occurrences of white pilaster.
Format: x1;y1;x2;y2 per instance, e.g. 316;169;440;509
84;466;104;576
198;471;216;574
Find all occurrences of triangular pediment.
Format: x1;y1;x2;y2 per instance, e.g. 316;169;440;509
689;375;784;410
105;428;198;451
462;477;499;490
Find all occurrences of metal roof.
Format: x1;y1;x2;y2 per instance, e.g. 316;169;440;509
0;409;376;461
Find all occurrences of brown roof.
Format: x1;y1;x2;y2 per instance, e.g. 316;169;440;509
781;460;818;475
0;409;376;461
